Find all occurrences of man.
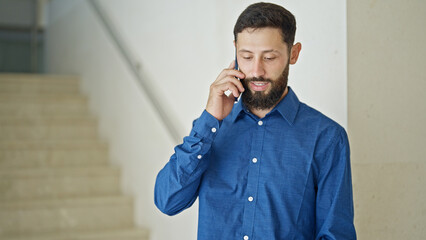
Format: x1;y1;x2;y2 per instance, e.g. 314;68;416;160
155;2;356;239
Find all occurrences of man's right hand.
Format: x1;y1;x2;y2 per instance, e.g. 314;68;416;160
206;61;245;121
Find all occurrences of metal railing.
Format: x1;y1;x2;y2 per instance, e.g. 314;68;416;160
87;0;183;144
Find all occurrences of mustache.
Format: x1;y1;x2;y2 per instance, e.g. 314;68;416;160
243;77;272;83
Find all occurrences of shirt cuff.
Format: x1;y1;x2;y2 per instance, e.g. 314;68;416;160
190;110;221;142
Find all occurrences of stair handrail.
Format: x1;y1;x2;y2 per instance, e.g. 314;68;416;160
87;0;183;144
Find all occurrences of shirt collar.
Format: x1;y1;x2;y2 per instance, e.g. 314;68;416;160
229;86;300;126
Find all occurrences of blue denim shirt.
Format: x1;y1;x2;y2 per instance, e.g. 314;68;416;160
155;87;356;240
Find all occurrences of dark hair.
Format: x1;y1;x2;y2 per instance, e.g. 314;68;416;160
233;2;296;48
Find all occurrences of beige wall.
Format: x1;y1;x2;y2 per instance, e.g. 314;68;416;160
348;0;426;239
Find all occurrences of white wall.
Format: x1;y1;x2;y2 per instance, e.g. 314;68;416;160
45;1;347;239
99;0;347;127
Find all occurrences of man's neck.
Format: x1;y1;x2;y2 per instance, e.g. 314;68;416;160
249;87;288;119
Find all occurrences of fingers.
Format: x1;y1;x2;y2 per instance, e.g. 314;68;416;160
217;61;245;80
211;75;245;96
213;63;245;95
211;80;239;97
217;68;245;81
205;61;245;120
222;82;240;98
226;76;245;94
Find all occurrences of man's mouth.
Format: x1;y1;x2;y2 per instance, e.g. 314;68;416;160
249;81;270;91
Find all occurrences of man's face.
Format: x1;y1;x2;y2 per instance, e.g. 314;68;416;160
235;27;291;110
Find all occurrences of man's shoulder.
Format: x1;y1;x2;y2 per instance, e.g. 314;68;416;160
297;101;346;136
297;102;349;162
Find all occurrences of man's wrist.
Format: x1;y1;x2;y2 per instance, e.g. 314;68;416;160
191;110;222;142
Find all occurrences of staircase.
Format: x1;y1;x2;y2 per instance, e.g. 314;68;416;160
0;74;149;240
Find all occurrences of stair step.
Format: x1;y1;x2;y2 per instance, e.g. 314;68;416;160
0;167;120;200
0;149;108;169
0;83;79;95
0;140;107;150
0;124;98;140
0;166;119;178
0;105;89;117
0;95;89;117
0;116;96;126
0;74;79;85
0;74;149;238
0;94;87;103
0;74;79;95
0;196;135;235
2;228;149;240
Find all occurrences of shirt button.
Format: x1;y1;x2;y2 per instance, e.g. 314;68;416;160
197;155;202;159
248;196;254;202
244;236;249;240
252;158;258;163
211;127;217;133
258;120;263;126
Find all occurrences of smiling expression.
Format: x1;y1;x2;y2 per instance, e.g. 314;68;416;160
236;27;292;110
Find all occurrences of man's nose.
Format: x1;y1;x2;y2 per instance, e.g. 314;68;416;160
252;59;265;78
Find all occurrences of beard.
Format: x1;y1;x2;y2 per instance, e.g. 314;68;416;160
241;63;289;110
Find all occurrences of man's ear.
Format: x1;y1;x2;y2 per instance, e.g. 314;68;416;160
289;42;302;65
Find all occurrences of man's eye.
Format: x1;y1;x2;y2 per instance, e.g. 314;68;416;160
265;57;276;61
242;56;252;60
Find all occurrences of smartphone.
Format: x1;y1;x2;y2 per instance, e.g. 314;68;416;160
235;52;239;72
234;50;240;102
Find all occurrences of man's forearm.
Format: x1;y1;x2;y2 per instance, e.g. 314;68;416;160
154;110;221;215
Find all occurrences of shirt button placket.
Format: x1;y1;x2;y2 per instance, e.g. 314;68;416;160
242;119;264;239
